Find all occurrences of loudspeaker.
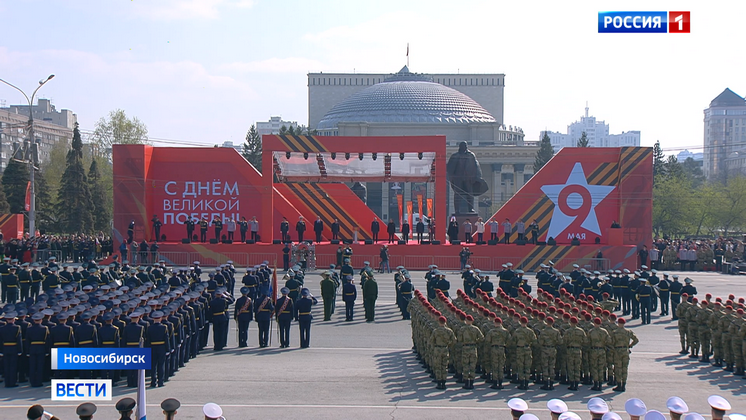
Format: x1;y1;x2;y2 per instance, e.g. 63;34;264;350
246;240;255;244
397;240;406;245
342;239;352;245
476;241;486;245
209;238;218;244
488;240;498;246
182;238;191;244
451;240;462;245
273;239;282;245
222;239;233;244
515;239;527;246
547;238;557;246
571;238;581;246
432;240;441;245
364;239;373;245
536;241;546;246
331;240;340;245
421;240;430;245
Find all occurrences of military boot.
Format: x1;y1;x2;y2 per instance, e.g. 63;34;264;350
463;379;470;389
596;381;603;392
491;379;503;389
436;380;445;390
568;381;577;391
607;375;616;386
548;380;554;390
455;373;464;383
468;379;475;390
725;363;734;372
590;381;599;391
517;379;527;390
540;380;551;390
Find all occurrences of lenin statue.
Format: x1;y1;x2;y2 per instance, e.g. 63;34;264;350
447;141;488;214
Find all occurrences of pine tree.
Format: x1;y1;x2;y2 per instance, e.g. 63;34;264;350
535;132;555;171
88;159;110;233
653;140;665;178
576;131;589;147
1;158;29;214
56;123;93;234
242;124;262;172
34;169;55;234
0;179;10;214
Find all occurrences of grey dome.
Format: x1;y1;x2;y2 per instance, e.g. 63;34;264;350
316;77;496;130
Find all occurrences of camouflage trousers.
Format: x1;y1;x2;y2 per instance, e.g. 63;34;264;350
461;346;478;380
590;348;607;381
489;346;506;380
732;339;743;369
613;348;630;382
566;348;583;381
514;347;532;381
722;335;733;365
699;328;711;356
688;324;699;354
432;347;450;381
540;347;557;379
678;322;688;350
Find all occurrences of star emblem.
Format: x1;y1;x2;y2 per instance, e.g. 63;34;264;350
540;162;615;240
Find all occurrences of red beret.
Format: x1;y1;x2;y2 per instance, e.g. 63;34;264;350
570;316;579;323
593;317;602;325
494;317;502;324
465;315;474;322
617;318;626;324
438;316;447;323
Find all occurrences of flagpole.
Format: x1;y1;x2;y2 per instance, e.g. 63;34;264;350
136;337;147;420
406;43;409;68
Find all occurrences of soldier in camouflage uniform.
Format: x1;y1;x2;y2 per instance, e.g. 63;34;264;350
720;305;735;372
588;317;611;391
687;297;701;359
458;314;484;389
730;308;745;375
429;316;456;389
610;317;638;392
484;316;509;389
677;294;690;354
538;316;562;390
564;316;588;390
511;316;537;390
697;300;713;362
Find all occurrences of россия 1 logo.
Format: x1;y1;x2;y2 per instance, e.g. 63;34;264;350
598;11;690;33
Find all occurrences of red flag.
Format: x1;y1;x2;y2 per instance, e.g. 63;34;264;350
426;198;433;218
396;194;403;226
24;181;30;211
271;265;278;304
406;201;413;228
417;194;423;220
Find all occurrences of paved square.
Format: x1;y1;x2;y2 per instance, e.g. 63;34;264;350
1;270;744;419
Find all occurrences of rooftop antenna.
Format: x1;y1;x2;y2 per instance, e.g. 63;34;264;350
406;43;409;68
585;101;589;118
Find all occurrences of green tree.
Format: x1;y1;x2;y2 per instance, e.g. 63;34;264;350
535;132;554;171
712;176;746;236
653;140;665;178
0;178;10;214
689;183;720;236
88;159;110;233
92;109;149;157
576;131;589;147
34;169;56;233
56;123;93;234
652;175;693;237
1;158;29;214
663;155;684;180
242;124;262;172
680;157;705;188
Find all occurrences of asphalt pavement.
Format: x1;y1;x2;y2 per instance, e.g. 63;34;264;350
1;270;745;419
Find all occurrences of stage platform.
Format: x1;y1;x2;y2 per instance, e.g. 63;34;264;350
144;241;637;272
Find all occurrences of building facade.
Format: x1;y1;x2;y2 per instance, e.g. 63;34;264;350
307;66;535;221
541;105;640;151
0;106;73;171
703;88;746;181
256;116;299;137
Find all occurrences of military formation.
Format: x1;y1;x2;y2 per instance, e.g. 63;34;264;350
412;260;647;392
0;255;249;389
675;289;746;380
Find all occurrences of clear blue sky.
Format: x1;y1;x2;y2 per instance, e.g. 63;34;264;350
1;0;742;153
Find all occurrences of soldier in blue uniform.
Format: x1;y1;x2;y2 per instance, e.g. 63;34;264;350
75;312;99;379
98;312;121;384
636;279;653;325
275;287;294;348
254;289;274;347
284;270;302;320
619;269;631;315
123;312;145;387
1;311;22;387
147;310;170;387
3;266;19;304
658;273;671;316
26;312;49;387
669;274;683;320
398;275;414;319
50;312;75;379
435;272;450;298
628;272;642;319
234;287;253;348
342;277;357;321
208;289;230;351
296;288;318;348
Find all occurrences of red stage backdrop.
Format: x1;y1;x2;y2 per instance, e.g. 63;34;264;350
0;214;24;239
484;147;652;246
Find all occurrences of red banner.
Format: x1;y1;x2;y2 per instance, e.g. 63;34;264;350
426;198;433;218
406;201;413;227
396;194;403;226
24;181;30;212
416;195;423;221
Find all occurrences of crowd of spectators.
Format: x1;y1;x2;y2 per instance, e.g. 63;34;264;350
0;233;114;265
640;238;745;272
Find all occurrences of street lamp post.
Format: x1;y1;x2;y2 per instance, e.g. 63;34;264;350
0;74;55;237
